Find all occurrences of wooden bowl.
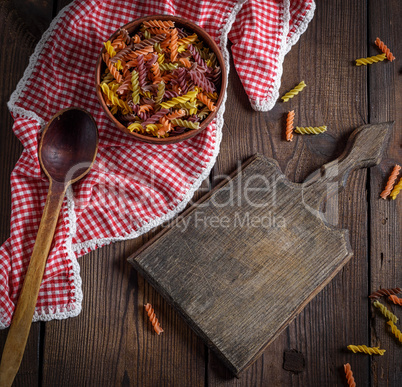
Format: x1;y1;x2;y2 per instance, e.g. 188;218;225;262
95;15;227;145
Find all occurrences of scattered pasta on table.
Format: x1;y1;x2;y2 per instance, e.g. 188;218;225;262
281;81;306;102
343;363;356;387
380;165;401;199
347;345;386;355
369;287;402;299
144;303;164;335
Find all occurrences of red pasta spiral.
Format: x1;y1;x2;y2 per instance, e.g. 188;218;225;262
144;303;164;335
143;20;175;29
344;363;356;387
369;287;402;299
286;110;295;142
389;295;402;306
380;164;401;199
169;28;178;63
375;37;395;62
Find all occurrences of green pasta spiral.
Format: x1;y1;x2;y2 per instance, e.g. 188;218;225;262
294;126;327;135
281;81;306;102
171;119;200;130
131;70;140;105
159;62;179;72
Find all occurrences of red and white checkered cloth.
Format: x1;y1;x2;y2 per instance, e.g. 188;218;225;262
0;0;314;327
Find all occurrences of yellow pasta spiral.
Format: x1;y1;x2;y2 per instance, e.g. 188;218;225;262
390;177;402;200
347;345;386;355
127;122;144;133
387;320;402;343
295;126;327;135
159;90;198;109
104;41;116;58
177;33;198;46
373;300;398;323
355;53;386;66
281;81;306;102
100;83;131;114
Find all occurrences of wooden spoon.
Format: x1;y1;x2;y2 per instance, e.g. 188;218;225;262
0;107;98;386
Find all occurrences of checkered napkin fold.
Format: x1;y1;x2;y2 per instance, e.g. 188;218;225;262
0;0;315;328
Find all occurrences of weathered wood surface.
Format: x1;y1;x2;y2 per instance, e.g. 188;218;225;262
129;122;392;376
0;0;401;385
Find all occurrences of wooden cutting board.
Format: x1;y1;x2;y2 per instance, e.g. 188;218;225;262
128;122;392;376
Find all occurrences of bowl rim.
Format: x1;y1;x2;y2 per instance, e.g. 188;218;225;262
94;14;227;145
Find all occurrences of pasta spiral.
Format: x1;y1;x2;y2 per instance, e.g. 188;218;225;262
197;92;216;111
369;287;402;299
295;126;327;135
281;81;306;102
286;110;295;141
380;165;401;199
389;295;402;306
373;300;398;323
127;122;144;133
347;345;386;355
177;33;197;46
343;363;356;387
390;177;402;200
131;70;140;105
102;53;123;83
355;53;386;66
387;320;402;343
100;83;131;114
143;20;174;29
103;41;116;58
171;119;200;129
159;90;198;109
375;37;395;62
166;109;186;120
169;28;178;63
144;303;164;335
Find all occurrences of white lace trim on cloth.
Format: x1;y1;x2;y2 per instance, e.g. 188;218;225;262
5;0;247;324
251;0;316;112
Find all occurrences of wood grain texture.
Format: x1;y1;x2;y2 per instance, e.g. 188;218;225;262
0;0;401;385
41;239;206;387
129;120;391;375
368;1;402;385
0;1;54;386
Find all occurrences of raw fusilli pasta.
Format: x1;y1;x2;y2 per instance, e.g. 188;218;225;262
380;165;401;199
144;303;164;334
369;287;402;299
295;126;327;135
355;53;386;66
343;363;356;387
281;81;306;102
347;345;386;355
99;19;222;138
373;300;398;323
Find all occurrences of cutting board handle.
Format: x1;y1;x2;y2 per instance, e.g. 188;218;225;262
302;122;393;213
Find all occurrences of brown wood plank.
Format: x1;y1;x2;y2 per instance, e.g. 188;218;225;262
38;1;208;386
0;1;54;386
41;238;206;386
129;119;391;376
208;0;372;384
368;1;402;386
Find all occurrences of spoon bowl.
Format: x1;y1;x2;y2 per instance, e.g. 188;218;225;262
0;107;98;387
39;108;98;184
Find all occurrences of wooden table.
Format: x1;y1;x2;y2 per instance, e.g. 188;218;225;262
0;0;401;385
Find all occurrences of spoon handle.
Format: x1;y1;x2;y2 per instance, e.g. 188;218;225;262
0;181;67;387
